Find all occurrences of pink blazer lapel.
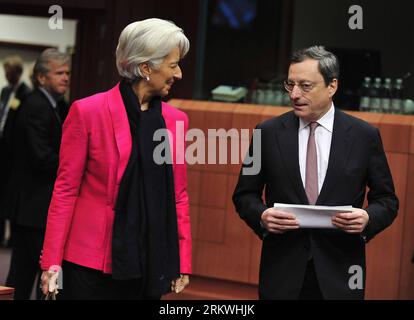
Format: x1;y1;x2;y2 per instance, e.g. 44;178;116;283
107;83;132;182
106;87;183;183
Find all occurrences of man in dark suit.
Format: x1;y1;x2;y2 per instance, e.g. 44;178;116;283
0;55;32;247
4;48;70;299
233;46;398;300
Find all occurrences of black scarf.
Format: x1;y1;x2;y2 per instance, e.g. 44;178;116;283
112;80;180;297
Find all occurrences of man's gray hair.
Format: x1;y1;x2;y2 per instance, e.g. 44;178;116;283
32;48;69;87
116;18;190;81
291;46;339;86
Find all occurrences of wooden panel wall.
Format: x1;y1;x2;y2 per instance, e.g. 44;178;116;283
170;99;414;300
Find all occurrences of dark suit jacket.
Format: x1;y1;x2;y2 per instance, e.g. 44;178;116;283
0;82;31;106
233;109;398;300
0;83;31;208
0;83;32;143
2;88;64;229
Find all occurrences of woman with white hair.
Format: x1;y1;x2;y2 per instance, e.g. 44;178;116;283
40;18;191;299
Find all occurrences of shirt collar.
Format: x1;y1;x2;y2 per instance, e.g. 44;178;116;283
38;87;57;108
299;103;335;133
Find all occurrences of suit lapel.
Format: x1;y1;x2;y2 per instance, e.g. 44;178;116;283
52;107;62;125
316;109;354;205
36;88;62;125
276;112;309;204
107;83;132;183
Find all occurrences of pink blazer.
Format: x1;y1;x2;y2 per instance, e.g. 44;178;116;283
40;84;191;274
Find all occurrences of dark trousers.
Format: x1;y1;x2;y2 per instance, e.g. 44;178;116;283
298;259;324;300
6;225;44;300
59;261;161;300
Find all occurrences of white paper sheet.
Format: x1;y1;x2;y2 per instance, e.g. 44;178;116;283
273;203;353;229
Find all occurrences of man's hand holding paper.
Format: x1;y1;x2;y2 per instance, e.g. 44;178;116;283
261;208;300;234
269;203;368;233
332;208;369;233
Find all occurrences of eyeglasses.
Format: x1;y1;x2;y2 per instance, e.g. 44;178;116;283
284;80;323;93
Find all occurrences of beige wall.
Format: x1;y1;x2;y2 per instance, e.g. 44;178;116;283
0;14;77;91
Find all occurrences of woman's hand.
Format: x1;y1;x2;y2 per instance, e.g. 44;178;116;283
40;271;52;295
40;266;61;296
171;274;190;293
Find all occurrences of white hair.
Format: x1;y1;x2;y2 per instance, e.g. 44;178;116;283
116;18;190;80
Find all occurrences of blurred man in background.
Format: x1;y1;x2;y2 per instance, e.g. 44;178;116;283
0;55;31;248
4;48;70;299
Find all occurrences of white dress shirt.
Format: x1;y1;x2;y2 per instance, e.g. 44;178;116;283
298;104;335;194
